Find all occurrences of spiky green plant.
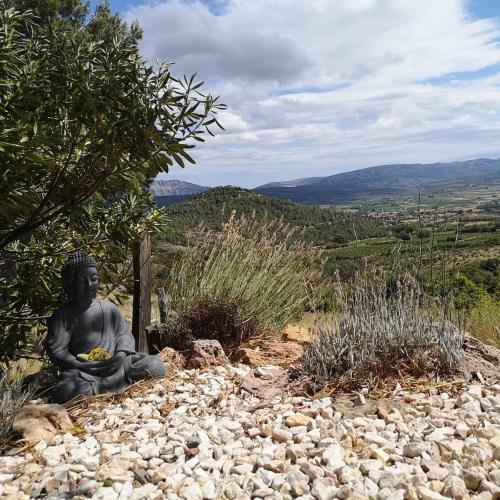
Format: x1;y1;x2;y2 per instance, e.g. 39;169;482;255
0;369;34;447
303;276;464;381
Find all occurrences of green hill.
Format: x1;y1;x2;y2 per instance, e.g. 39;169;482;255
158;186;385;247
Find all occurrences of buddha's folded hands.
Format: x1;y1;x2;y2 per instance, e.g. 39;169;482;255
77;355;125;376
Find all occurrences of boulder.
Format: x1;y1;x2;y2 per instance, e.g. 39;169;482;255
187;339;228;369
12;404;73;443
460;332;500;379
240;366;289;400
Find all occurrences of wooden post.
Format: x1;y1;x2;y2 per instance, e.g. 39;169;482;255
157;287;168;323
132;232;152;354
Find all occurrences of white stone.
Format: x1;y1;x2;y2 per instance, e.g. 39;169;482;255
337;466;362;484
455;421;469;438
287;443;308;462
364;477;379;495
426;464;449;481
322;444;345;470
371;448;390;464
41;445;66;464
353;394;367;406
179;482;203;499
272;428;292;442
416;485;448;500
461;400;483;413
138;444;160;460
359;459;383;475
299;460;325;481
118;482;133;499
378;487;405;500
75;479;98;496
223;482;242;500
165;473;188;491
379;471;400;489
253;486;274;497
130;484;162;500
255;366;280;380
83;436;99;449
463;467;486;490
311;477;337;500
443;476;468;499
403;442;429;458
92;486;119;499
201;480;217;499
287;469;310;496
487;469;500;486
232;463;253;475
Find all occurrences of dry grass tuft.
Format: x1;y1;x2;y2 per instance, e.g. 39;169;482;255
67;375;175;420
183;297;266;351
156;347;186;371
466;296;500;348
159;214;321;350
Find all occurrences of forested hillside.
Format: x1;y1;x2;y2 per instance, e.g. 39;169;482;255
159;186;385;247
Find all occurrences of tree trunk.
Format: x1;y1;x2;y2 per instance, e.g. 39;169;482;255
132;232;151;353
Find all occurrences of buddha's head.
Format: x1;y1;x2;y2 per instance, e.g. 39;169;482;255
62;251;99;303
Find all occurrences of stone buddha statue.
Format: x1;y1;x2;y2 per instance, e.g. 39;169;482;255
46;251;165;403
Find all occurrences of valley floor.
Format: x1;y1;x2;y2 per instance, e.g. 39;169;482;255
1;363;499;500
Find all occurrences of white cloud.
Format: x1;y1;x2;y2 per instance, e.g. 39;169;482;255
126;0;500;187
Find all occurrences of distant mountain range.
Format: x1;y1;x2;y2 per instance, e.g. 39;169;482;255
150;179;210;207
151;158;500;206
254;158;500;205
150;179;209;197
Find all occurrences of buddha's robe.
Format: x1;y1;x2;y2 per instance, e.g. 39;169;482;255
47;299;165;403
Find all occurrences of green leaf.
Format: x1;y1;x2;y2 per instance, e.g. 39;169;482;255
25;152;56;168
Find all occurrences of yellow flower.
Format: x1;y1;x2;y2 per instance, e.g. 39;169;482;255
88;347;110;361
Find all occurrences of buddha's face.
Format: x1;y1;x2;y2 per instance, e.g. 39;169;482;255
72;267;99;304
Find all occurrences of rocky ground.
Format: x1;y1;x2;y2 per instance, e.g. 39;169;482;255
1;361;499;500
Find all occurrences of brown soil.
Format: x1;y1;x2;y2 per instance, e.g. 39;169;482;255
281;324;312;345
233;340;303;368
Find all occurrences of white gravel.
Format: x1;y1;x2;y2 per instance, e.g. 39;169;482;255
1;364;499;500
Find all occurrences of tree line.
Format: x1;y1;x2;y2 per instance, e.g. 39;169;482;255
158;186;385;247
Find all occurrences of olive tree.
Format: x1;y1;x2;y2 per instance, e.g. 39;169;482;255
0;8;225;359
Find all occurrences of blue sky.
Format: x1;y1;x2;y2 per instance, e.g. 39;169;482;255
91;1;500;187
471;0;500;19
91;0;228;14
98;0;500;18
